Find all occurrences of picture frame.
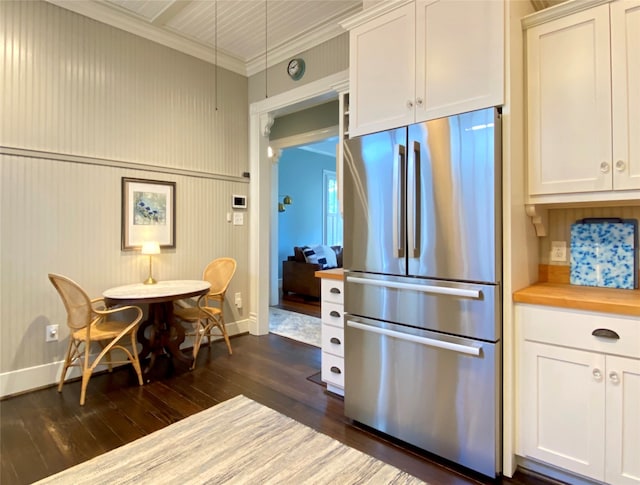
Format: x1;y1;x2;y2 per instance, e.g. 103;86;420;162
121;177;176;250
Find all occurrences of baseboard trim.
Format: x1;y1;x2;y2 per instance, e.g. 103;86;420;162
516;456;603;485
0;319;250;399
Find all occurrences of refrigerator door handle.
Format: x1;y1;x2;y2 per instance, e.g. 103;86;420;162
347;275;482;299
393;144;406;258
408;141;421;258
347;320;482;356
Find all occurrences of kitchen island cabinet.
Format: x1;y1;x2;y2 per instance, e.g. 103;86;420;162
315;269;345;396
524;0;640;204
342;0;504;137
515;302;640;484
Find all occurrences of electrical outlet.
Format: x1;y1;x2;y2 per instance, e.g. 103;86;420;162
46;324;59;342
551;241;567;262
234;292;242;308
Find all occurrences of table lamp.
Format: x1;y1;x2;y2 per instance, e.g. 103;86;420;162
141;241;160;285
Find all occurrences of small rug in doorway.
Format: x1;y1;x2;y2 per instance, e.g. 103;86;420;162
35;395;425;484
269;307;321;347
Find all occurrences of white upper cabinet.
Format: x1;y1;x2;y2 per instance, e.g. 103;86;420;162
525;0;640;203
611;0;640;192
347;3;416;136
344;0;504;137
416;0;504;122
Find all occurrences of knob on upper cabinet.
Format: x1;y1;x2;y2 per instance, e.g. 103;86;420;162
615;160;626;171
600;161;610;173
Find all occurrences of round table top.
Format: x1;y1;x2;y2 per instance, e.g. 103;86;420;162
103;280;210;305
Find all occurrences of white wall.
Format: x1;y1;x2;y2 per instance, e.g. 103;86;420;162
0;0;250;395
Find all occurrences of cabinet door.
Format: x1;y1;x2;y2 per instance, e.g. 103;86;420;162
521;341;605;480
527;5;612;195
611;0;640;191
415;0;503;122
349;3;415;136
605;356;640;485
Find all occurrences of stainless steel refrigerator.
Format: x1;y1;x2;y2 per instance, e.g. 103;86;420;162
343;107;502;478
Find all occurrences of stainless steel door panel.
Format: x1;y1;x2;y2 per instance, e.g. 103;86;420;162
345;272;500;341
344;316;501;478
343;127;407;276
407;108;502;283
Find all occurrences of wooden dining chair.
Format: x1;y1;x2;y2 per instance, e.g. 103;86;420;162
48;274;145;405
174;257;236;367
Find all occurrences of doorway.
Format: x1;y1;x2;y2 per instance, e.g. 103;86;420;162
248;70;348;337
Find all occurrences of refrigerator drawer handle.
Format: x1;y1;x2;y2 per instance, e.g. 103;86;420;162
346;276;481;299
347;320;481;356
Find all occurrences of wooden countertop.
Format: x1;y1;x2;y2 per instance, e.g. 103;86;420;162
513;282;640;317
314;268;344;281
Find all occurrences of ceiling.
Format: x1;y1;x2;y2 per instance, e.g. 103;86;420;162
47;0;566;78
48;0;363;76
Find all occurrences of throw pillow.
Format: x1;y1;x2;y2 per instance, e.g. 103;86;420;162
302;245;337;269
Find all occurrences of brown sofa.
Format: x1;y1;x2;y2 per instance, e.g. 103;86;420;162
282;245;343;299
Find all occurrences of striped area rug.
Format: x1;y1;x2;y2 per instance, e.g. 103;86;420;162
36;395;425;484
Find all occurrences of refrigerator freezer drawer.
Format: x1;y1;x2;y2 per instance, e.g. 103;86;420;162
345;272;500;341
344;316;501;478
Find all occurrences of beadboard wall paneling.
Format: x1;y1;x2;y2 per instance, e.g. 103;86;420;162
0;0;251;380
248;33;349;103
0;0;248;177
1;155;249;372
540;206;640;264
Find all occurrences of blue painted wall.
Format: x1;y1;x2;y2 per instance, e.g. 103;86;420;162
278;147;335;278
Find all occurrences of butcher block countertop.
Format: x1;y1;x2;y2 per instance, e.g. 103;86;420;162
513;265;640;317
314;268;344;281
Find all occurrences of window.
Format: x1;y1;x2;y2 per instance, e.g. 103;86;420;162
323;170;343;246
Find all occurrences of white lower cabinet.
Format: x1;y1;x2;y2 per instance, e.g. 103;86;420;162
517;304;640;484
320;278;344;396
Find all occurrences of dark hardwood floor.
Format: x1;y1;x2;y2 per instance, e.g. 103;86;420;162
1;334;555;485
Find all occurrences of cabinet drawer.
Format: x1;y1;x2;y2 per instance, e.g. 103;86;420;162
322;279;344;304
322;324;344;357
322;302;344;327
322;353;344;388
518;304;640;358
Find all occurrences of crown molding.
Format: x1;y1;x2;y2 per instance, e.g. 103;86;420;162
46;0;359;78
521;0;611;28
244;5;360;77
47;0;247;74
340;0;412;30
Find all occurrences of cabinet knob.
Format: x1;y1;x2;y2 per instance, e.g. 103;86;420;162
609;371;619;384
330;310;341;318
406;100;414;109
330;337;341;345
330;366;342;375
416;97;423;107
329;287;341;294
615;160;626;171
592;368;602;381
600;161;610;173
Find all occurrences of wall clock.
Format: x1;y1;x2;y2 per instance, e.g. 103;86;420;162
287;58;305;81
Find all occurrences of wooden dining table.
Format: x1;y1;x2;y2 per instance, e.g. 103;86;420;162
103;280;210;378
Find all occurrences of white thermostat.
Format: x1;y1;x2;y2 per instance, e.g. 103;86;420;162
232;194;247;209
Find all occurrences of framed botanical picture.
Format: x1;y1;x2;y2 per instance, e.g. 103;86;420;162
121;177;176;250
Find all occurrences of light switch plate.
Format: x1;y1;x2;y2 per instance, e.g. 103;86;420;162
233;212;244;225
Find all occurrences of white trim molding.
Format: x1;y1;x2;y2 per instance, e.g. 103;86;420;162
249;70;348;335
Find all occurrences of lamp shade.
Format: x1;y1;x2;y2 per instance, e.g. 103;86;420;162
141;241;160;255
